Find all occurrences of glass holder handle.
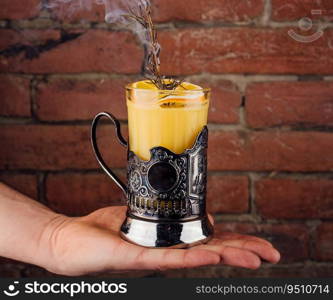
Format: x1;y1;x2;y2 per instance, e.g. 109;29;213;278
91;112;128;197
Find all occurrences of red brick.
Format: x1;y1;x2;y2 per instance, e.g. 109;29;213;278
0;174;37;199
316;223;333;261
36;78;133;121
0;0;40;20
246;81;333;128
272;0;333;21
214;223;309;263
2;27;333;75
151;0;264;23
208;130;333;171
0;75;31;117
163;264;333;278
49;0;264;24
46;173;125;216
161;267;220;278
256;179;333;219
0;263;22;278
47;1;105;23
0;29;142;74
207;175;249;213
6;128;332;172
0;29;60;52
0;125;128;170
159;28;333;75
20;265;59;277
310;265;333;277
190;79;241;124
226;264;333;278
36;77;240;123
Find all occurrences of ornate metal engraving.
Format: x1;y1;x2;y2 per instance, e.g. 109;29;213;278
127;126;208;220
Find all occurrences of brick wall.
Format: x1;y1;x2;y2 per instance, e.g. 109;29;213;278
0;0;333;278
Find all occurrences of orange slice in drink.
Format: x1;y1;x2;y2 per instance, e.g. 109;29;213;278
129;80;205;107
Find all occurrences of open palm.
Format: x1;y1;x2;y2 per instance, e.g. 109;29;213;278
45;206;280;276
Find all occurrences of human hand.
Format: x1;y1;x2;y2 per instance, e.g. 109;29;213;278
41;206;280;276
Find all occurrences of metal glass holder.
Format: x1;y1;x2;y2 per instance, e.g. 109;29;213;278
91;112;213;248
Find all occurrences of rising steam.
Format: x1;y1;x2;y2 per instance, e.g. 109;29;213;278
44;1;164;86
44;0;182;89
44;0;155;50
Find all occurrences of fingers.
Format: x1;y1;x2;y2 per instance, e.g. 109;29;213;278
213;232;274;248
213;239;280;264
194;244;261;269
134;247;221;271
114;241;221;271
79;209;279;274
197;237;280;266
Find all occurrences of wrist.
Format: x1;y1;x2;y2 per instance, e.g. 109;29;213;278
35;212;74;273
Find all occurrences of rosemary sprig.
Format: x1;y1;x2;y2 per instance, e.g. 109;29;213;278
125;0;182;90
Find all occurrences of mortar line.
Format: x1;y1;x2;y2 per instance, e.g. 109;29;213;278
37;172;47;205
6;18;333;30
4;118;333;133
30;75;39;120
0;73;327;82
307;221;322;260
213;216;333;224
260;0;272;27
1;169;333;177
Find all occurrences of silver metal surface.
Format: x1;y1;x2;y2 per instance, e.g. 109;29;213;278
91;114;212;248
126;126;208;221
120;214;214;248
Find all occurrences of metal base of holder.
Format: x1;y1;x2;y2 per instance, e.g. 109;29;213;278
120;214;214;248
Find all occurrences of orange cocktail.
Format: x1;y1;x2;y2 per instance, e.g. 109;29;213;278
126;80;210;160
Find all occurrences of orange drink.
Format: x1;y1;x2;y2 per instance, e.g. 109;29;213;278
126;80;210;160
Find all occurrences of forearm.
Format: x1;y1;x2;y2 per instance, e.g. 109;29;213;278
0;183;64;267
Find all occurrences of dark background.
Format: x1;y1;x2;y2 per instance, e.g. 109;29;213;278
0;0;333;277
